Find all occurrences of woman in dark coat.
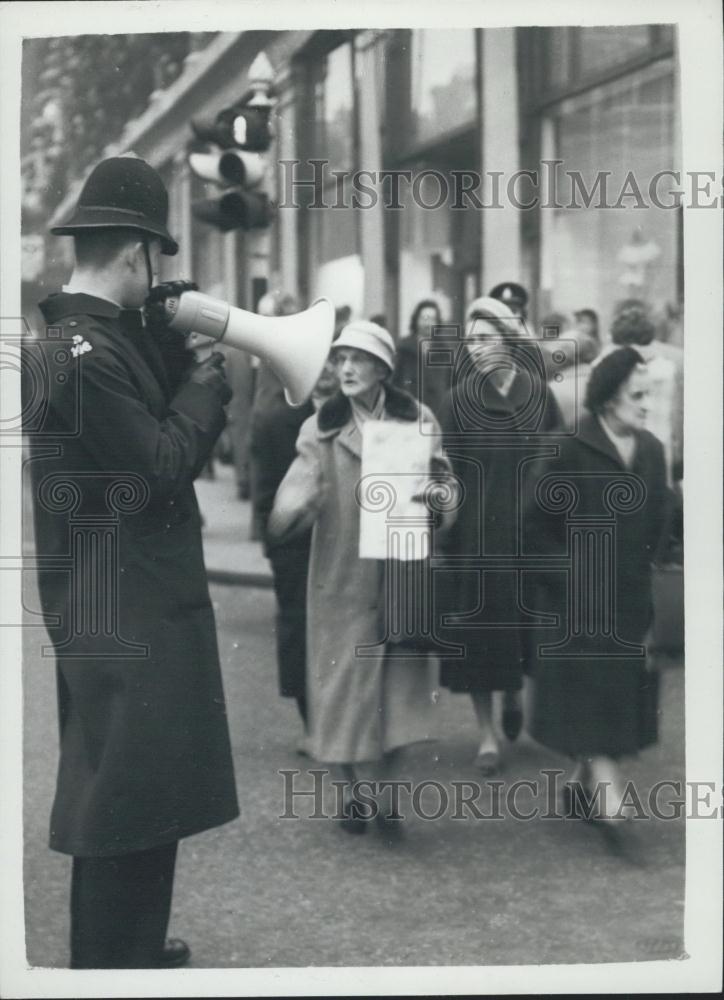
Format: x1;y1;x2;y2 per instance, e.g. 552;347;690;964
529;347;669;822
392;298;449;420
249;359;314;724
437;297;562;774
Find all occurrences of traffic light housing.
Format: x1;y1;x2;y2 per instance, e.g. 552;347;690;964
188;96;274;231
192;190;273;231
190;104;273;153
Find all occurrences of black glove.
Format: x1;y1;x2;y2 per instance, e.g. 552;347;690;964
144;279;199;329
187;351;232;406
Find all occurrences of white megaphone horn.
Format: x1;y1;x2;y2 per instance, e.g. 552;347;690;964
162;290;335;406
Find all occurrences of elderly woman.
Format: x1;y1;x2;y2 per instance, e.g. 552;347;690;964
529;347;669;837
437;297;562;774
269;321;452;836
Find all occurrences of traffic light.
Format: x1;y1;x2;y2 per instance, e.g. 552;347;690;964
188;88;275;231
190;104;273;153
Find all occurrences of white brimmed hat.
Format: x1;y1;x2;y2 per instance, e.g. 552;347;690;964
465;296;516;325
332;320;396;372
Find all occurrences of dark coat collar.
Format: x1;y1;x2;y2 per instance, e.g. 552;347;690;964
317;383;419;435
39;292;122;323
576;413;633;469
453;367;533;414
38;291;168;405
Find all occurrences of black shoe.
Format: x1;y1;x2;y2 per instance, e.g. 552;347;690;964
156;938;191;968
590;817;647;867
339;795;370;835
502;705;523;742
375;811;406;844
560;781;587;819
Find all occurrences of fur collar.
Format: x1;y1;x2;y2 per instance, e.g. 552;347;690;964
317;383;419;432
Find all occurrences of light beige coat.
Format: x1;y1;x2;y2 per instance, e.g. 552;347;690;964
270;386;450;764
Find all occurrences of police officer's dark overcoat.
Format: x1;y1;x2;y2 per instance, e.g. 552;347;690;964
30;292;239;857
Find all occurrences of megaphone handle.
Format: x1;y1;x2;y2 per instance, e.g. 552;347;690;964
193;344;215;362
186;331;217;362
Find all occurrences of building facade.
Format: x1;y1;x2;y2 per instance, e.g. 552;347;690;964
40;25;682;343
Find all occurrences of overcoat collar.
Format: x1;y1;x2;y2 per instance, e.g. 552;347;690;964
39;292;170;407
317;383;419;433
316;383;420;458
454;367;533;415
39;291;122;323
576;413;636;469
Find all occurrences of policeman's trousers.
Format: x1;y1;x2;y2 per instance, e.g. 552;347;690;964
70;840;178;968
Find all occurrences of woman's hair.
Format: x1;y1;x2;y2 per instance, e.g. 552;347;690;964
584;346;645;413
610;300;656;346
575;308;599;332
409;298;441;336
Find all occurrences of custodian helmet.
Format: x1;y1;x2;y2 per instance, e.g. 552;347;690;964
51;156;179;255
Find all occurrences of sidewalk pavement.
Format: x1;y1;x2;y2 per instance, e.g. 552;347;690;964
195;462;273;588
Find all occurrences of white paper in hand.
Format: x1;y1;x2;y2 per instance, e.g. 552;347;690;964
359;420;433;560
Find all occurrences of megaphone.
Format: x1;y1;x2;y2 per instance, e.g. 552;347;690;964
162;290;335;407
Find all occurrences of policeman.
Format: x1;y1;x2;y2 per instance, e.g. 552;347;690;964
489;281;529;321
31;156;239;968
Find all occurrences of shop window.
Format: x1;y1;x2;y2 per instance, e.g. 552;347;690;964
577;25;654;75
315;43;356;176
544;28;574;89
306;41;364;313
542;59;679;336
410;29;477;146
539;25;675;96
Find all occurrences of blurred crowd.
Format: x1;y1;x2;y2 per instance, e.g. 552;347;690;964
234;280;683;853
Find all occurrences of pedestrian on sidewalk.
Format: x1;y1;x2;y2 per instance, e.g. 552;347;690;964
528;347;669;842
249;291;326;730
436;296;562;776
268;321;453;836
392;298;449;420
29;156;239;968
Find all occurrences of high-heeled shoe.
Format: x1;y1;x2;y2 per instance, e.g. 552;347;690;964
562;784;647;865
502;693;524;742
474;749;501;776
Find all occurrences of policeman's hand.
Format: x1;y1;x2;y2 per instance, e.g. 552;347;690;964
188;351;232;406
144;279;199;329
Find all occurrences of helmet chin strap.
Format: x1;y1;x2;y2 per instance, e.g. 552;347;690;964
142;237;154;295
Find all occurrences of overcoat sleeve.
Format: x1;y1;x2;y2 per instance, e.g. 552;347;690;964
267;413;324;544
50;336;225;499
641;433;670;563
